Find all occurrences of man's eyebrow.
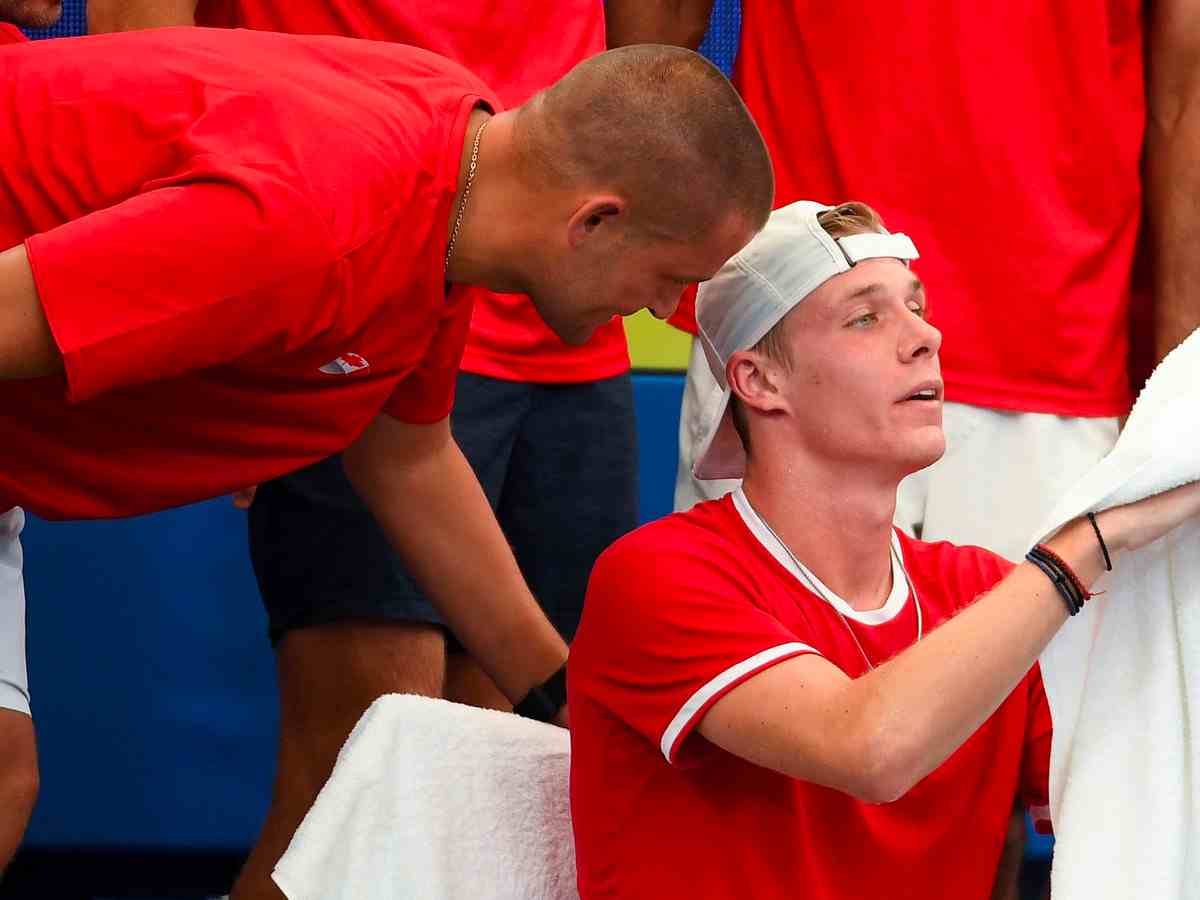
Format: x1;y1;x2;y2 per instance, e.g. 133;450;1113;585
844;275;925;302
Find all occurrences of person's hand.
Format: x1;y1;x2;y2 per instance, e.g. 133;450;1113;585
231;485;258;509
1096;479;1200;556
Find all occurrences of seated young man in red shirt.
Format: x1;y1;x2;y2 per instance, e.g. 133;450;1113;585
568;200;1200;899
0;26;772;879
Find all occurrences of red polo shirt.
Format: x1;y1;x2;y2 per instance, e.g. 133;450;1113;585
0;27;498;519
570;493;1051;898
676;0;1142;417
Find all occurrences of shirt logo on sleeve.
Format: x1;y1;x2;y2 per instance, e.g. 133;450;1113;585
319;353;371;375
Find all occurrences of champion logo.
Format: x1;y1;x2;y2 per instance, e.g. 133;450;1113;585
319;352;371;375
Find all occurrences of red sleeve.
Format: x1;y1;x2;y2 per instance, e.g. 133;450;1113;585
573;526;820;766
1021;663;1053;834
382;292;474;424
26;163;338;403
0;23;28;44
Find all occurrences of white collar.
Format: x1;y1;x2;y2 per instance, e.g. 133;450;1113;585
731;487;910;626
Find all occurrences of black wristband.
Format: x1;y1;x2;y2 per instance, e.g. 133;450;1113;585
514;664;567;723
1026;547;1082;616
1087;512;1113;571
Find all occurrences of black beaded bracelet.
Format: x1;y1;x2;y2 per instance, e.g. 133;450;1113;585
514;663;567;723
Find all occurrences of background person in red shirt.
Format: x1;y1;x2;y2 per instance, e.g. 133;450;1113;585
569;200;1200;900
88;2;715;896
0;0;64;878
0;28;772;892
668;0;1200;554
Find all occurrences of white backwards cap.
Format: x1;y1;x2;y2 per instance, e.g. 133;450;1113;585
692;200;920;480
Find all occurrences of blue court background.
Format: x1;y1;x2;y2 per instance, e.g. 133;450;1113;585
15;0;1050;883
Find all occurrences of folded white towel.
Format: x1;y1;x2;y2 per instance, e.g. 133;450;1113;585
1032;327;1200;900
272;694;577;900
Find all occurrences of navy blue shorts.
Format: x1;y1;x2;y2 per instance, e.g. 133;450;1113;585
248;372;639;646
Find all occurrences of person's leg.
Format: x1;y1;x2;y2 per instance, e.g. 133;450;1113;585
674;337;739;511
439;373;535;709
231;621;445;900
503;373;639;641
447;374;640;708
232;457;464;900
0;507;36;872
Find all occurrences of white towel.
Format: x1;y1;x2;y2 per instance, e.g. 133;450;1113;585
1031;327;1200;900
272;694;577;900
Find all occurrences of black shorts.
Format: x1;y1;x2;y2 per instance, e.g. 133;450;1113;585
248;371;639;646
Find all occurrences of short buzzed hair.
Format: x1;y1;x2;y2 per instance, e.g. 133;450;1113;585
516;45;774;241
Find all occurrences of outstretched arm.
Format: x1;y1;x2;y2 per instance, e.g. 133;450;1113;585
698;482;1200;802
344;413;568;718
1145;0;1200;361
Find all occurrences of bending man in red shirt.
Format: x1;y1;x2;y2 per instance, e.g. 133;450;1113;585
87;2;713;895
0;25;772;887
568;201;1200;899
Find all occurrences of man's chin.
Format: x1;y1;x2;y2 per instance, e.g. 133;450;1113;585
897;432;946;477
548;317;600;347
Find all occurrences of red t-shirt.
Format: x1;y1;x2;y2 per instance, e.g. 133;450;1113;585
570;491;1052;899
195;0;629;384
0;27;499;520
675;1;1141;417
0;22;25;43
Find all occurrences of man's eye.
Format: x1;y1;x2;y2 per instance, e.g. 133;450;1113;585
909;304;927;319
849;313;876;327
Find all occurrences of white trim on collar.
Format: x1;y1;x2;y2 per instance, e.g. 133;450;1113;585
731;487;910;626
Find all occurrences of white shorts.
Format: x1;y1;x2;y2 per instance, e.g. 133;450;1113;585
674;337;1120;561
895;403;1118;561
0;507;30;716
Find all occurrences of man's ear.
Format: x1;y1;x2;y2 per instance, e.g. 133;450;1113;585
566;196;626;249
728;350;790;416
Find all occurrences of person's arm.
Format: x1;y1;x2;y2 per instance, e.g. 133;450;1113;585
1145;0;1200;362
0;710;37;870
0;245;61;380
87;0;196;33
343;413;568;718
698;481;1200;803
604;0;715;50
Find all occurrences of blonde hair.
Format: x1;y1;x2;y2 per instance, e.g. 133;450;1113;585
729;201;887;452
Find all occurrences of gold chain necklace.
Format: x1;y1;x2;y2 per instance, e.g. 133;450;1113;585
742;493;923;672
445;117;489;271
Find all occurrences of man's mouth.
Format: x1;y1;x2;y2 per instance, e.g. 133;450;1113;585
899;381;943;402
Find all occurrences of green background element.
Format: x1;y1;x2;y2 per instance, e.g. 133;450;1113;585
624;309;691;371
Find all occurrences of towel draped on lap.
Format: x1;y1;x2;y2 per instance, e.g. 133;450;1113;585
272;694;577;900
1033;328;1200;900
